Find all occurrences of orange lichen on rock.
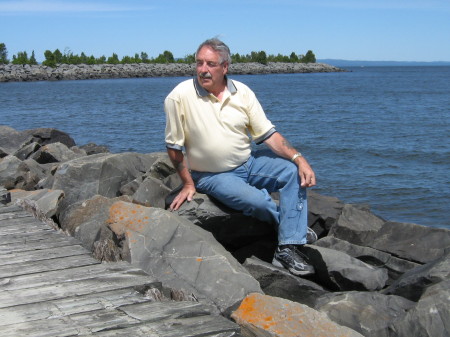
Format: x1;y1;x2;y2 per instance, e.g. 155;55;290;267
231;293;363;337
107;201;151;237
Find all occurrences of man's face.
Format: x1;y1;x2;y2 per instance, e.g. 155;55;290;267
196;46;228;93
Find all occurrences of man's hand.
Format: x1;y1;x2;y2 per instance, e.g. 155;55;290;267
294;156;316;188
169;183;196;211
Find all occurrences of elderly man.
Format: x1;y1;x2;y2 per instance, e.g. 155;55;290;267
164;38;317;276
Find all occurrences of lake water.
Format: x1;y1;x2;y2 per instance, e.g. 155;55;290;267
1;66;449;228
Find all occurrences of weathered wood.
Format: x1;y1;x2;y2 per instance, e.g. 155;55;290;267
0;254;100;278
0;204;241;336
0;234;79;253
0;244;89;266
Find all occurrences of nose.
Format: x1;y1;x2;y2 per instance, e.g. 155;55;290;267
197;61;208;72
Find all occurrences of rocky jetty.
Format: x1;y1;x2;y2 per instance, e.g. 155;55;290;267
0;62;345;82
1;124;449;337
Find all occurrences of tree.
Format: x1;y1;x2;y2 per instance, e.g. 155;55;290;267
29;51;37;65
43;50;56;67
289;52;299;63
301;50;316;63
12;51;29;65
107;53;120;64
0;43;8;64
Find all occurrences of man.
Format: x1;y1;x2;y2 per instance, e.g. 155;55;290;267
164;38;317;276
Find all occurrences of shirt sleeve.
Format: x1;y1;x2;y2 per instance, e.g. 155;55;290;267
164;93;185;150
244;86;275;143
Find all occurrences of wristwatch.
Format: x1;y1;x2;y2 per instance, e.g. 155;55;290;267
290;152;302;162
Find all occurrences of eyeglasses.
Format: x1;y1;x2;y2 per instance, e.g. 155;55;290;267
196;60;224;68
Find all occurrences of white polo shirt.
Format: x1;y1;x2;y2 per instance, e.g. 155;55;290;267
164;77;275;172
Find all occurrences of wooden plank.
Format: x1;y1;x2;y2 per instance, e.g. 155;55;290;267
0;288;151;326
0;301;239;337
0;267;159;308
3;262;150;291
0;254;100;279
0;205;23;213
0;216;44;232
0;244;90;266
0;234;80;253
0;230;68;245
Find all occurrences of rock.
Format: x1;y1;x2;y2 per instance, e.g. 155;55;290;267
0;186;11;204
314;291;415;337
308;190;344;236
31;142;84;164
60;195;132;255
389;280;450;337
0;155;47;190
370;221;450;263
303;245;389;291
314;236;420;283
0;125;28;153
79;142;110;155
106;201;262;315
0;146;8;158
22;127;76;148
169;192;276;253
382;251;450;301
132;176;172;208
12;141;41;160
329;204;386;246
51;152;163;219
231;293;364;337
10;188;64;219
243;257;327;308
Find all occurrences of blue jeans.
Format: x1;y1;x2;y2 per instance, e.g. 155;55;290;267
191;149;308;245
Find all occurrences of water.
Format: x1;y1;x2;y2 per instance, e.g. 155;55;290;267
1;67;449;228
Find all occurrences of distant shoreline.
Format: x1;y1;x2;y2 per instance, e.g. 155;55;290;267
0;62;345;82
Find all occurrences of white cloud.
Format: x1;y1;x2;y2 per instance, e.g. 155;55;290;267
0;0;153;13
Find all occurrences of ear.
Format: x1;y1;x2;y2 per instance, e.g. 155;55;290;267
222;62;229;75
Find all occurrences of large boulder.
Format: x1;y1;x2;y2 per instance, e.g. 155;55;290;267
0;155;47;190
388;280;450;337
105;201;262;315
383;251;450;301
370;221;450;263
0;125;28;153
303;245;389;291
31;142;83;164
314;236;420;283
22;127;76;148
51;152;164;219
231;293;364;337
314;291;415;337
308;190;344;236
243;256;327;308
329;204;386;246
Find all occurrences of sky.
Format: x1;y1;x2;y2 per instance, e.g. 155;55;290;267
1;0;450;63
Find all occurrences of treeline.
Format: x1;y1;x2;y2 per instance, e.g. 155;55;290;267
0;43;316;67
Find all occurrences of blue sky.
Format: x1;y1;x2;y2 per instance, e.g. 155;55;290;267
1;0;450;62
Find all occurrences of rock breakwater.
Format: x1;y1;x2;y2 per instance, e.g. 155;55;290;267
1;125;449;337
0;62;344;82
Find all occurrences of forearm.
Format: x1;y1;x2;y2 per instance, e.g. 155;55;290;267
167;148;194;186
263;132;299;160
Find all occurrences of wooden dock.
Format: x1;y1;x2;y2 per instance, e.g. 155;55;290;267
0;204;240;336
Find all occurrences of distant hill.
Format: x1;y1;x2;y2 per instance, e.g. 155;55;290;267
318;59;450;67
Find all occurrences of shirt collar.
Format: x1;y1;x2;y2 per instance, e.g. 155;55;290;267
193;75;237;97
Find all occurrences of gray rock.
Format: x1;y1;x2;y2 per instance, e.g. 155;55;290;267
13;141;41;160
106;201;262;315
383;251;450;301
314;236;420;283
0;125;28;153
388;280;450;337
0;186;11;204
303;245;389;291
314;291;415;337
79;142;110;155
243;256;327;308
132;176;172;208
22;127;76;148
371;221;450;263
308;190;344;236
32;142;84;164
329;204;386;246
52;152;163;219
0;155;46;190
0;146;8;158
170;192;276;252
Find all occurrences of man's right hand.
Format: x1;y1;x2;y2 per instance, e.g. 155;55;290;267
169;183;196;211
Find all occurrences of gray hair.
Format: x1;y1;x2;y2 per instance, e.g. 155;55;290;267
196;38;232;65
